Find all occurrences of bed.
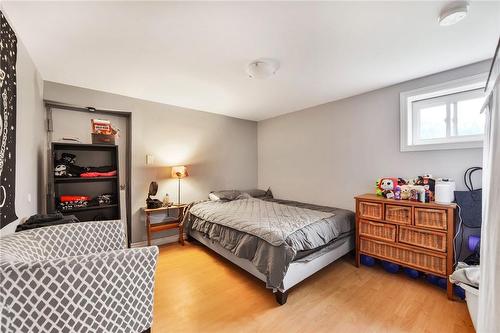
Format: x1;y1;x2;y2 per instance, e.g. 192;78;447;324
182;191;355;305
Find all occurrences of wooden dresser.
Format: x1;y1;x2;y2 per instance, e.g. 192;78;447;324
354;193;456;299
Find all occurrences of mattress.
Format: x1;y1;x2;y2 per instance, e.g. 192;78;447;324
189;229;354;287
183;197;355;289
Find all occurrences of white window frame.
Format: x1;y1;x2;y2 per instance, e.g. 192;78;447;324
400;73;488;152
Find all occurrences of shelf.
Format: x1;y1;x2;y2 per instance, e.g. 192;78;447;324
55;176;118;183
150;219;181;232
53;142;117;150
60;204;118;213
143;204;187;213
50;142;121;223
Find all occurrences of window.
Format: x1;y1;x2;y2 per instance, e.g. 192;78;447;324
400;73;487;152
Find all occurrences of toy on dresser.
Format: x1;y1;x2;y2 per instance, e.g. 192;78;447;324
375;178;398;198
400;185;411;200
375;175;436;203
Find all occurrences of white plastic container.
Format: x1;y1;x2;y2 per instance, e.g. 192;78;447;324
458;282;479;330
435;179;456;203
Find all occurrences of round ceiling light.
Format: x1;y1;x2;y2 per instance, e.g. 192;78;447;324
438;1;469;26
246;59;280;79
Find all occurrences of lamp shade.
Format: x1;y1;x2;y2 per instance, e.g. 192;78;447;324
171;166;188;178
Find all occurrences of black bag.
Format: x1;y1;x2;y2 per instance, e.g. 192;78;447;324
454;167;482;265
454;167;482;228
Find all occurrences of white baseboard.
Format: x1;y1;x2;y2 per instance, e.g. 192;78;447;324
131;233;187;248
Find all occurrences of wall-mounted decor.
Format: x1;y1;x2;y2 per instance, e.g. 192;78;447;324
0;11;18;227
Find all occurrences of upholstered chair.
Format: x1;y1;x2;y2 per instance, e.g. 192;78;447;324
0;220;158;333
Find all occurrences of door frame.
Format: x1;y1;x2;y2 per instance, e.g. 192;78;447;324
44;100;133;247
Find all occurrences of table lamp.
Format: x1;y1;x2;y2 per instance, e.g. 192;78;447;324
171;166;188;205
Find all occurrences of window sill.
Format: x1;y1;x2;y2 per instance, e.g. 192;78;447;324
401;140;483;152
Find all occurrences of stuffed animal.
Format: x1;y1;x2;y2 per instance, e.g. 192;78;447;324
411;175;435;202
54;153;83;177
407;178;418;186
398;178;408;186
400;185;411;200
375;179;383;196
54;164;67;177
376;178;398;197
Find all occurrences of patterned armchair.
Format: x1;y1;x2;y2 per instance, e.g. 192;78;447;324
0;220;159;333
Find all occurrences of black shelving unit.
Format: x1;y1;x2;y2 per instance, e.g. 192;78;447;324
54;176;118;183
48;143;121;222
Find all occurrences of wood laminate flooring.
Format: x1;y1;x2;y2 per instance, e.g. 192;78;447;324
152;242;474;333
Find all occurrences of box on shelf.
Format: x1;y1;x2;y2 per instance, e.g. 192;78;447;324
92;133;115;145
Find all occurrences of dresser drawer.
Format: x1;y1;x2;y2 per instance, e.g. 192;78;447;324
385;205;412;225
399;226;447;252
358;201;383;220
359;237;446;275
359;219;396;242
415;208;447;230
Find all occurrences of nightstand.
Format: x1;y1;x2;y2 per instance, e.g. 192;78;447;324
142;204;187;246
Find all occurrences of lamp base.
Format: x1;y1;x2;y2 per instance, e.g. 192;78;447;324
177;177;181;206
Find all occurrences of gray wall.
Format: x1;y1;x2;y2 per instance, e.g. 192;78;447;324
44;82;258;244
258;61;487;211
0;39;46;236
3;27;485;251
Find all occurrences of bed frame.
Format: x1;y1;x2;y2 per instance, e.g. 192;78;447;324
188;230;354;305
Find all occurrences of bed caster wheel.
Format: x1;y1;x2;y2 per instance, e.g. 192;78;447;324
275;291;288;305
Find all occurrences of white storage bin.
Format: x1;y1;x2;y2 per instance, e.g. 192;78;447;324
458;282;479;330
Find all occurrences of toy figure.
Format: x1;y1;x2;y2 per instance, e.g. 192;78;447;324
409;188;419;201
376;178;398;197
384;190;395;199
394;186;401;200
400;185;411;200
54;153;84;177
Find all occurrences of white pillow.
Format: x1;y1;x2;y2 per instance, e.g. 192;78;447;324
208;190;249;201
208;193;220;201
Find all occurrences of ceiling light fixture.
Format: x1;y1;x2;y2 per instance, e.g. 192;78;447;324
438;1;469;26
246;59;280;79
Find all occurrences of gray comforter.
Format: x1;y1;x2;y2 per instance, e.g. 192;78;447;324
183;197;354;289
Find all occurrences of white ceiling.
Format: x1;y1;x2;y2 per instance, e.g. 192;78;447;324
3;1;500;121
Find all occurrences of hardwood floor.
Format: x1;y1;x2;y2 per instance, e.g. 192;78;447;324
152;242;474;333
